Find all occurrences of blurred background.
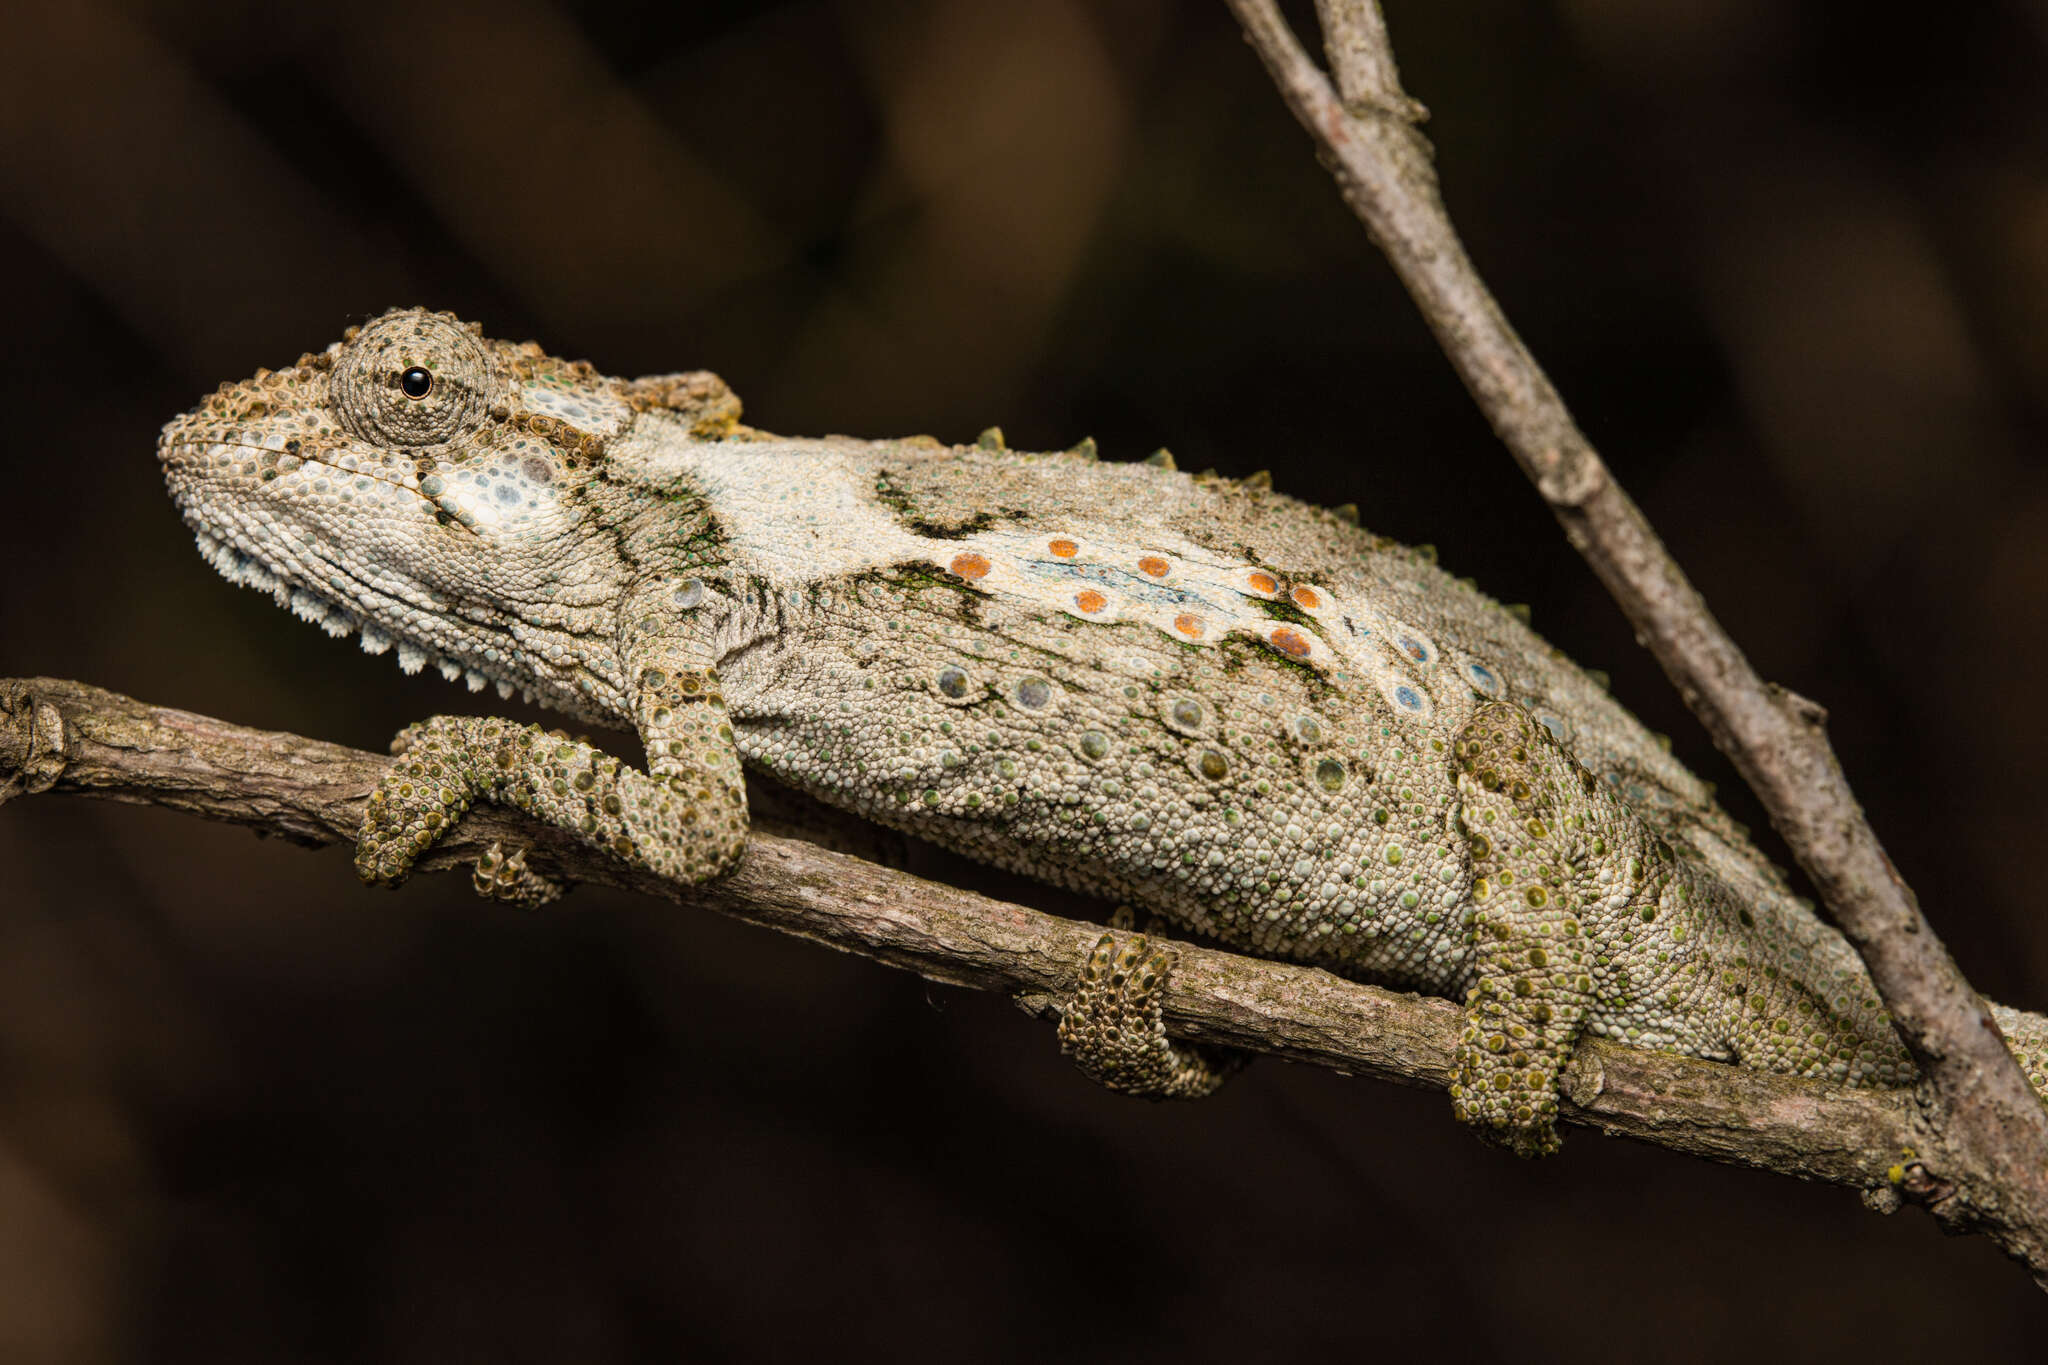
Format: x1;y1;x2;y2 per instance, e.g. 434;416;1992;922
4;0;2048;1357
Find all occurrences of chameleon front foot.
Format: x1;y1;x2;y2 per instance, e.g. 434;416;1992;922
355;712;749;901
1057;932;1237;1100
356;718;480;890
358;719;565;900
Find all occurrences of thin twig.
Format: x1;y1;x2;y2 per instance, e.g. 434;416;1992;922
0;675;1938;1195
1312;0;1417;118
1226;0;2048;1282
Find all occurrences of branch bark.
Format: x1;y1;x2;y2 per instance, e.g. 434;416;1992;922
1233;0;2048;1282
0;674;1977;1212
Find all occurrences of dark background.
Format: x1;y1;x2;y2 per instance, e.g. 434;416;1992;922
4;0;2048;1358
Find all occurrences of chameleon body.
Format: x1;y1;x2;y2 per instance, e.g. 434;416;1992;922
158;308;2048;1155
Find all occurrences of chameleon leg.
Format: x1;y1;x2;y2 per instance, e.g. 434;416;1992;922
356;666;749;903
1057;930;1239;1099
1449;703;1602;1156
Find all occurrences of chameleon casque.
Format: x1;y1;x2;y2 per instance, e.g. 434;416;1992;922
157;307;2048;1156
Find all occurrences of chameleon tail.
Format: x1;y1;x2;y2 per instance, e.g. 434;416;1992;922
1989;1002;2048;1109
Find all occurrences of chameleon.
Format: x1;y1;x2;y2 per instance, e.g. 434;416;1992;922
155;307;2048;1156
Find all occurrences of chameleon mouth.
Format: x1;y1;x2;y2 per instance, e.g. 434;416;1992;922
160;423;532;697
158;429;442;512
183;522;525;699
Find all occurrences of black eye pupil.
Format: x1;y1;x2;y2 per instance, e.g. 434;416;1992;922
399;367;433;399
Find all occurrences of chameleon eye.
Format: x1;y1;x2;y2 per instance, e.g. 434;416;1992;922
332;310;494;449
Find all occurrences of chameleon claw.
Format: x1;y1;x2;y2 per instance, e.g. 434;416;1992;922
473;841;563;906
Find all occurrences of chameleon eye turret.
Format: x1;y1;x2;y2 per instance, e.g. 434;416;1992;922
331;308;494;448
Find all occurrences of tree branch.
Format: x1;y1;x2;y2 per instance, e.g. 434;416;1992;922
1228;0;2048;1282
0;674;1970;1207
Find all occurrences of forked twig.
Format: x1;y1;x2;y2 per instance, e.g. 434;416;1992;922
1225;0;2048;1282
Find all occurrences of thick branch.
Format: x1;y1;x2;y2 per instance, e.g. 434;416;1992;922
0;674;1959;1200
1227;0;2048;1280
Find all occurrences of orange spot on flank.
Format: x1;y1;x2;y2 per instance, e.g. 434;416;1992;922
1269;627;1313;660
1247;571;1279;595
1174;613;1204;638
949;552;991;580
1075;589;1108;614
1138;555;1170;578
1290;585;1322;610
1049;538;1079;558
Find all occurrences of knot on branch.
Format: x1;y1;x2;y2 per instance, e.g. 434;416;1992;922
1534;446;1608;509
0;681;72;805
1772;685;1831;730
1339;91;1431;127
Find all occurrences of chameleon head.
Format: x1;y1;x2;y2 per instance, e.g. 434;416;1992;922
157;308;638;717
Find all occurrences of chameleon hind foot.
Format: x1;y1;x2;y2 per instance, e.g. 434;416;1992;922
1057;932;1239;1099
1449;702;1607;1157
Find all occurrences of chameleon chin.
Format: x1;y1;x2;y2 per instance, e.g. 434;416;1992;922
159;306;2048;1158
